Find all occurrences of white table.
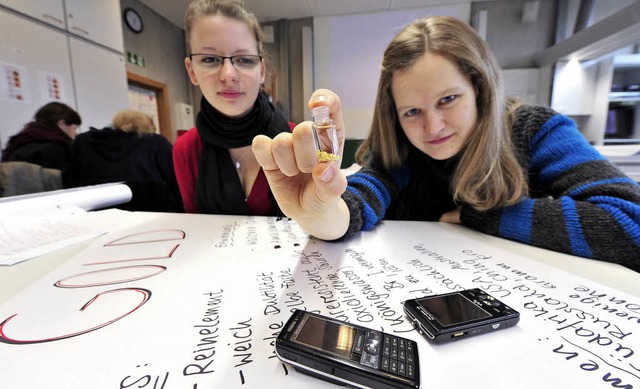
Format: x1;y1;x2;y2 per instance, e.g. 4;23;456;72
2;216;638;303
0;212;639;388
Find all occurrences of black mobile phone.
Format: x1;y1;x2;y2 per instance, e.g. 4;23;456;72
275;309;420;389
403;288;520;344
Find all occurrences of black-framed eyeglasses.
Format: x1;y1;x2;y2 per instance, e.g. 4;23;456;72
188;54;262;71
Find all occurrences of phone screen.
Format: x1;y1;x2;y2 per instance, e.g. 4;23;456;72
417;293;491;326
292;315;356;358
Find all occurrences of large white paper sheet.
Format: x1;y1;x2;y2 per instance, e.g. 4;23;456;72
0;213;637;388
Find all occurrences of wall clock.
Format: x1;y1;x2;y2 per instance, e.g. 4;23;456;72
124;8;144;34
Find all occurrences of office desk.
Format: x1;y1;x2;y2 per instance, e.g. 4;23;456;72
0;212;639;388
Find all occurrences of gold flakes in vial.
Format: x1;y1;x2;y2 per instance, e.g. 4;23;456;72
316;150;341;162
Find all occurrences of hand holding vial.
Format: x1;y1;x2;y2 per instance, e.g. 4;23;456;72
252;89;350;240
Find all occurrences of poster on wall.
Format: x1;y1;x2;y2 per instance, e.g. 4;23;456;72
38;71;68;103
128;84;160;132
0;61;29;103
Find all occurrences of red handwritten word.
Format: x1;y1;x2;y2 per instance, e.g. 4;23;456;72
0;229;185;345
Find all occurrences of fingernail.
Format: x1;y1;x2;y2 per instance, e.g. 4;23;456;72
319;164;335;183
310;95;328;104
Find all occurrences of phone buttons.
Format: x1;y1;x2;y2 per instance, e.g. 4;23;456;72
398;361;407;376
381;357;390;372
406;340;415;354
478;292;501;307
360;338;381;368
390;359;399;375
366;329;382;341
406;351;415;366
390;337;399;360
365;338;380;354
360;352;379;368
400;339;408;357
382;336;391;358
353;331;365;354
406;363;416;379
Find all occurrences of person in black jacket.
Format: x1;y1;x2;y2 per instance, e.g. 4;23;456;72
1;102;81;170
64;109;183;212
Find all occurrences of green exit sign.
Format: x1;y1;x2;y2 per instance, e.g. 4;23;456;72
127;51;146;67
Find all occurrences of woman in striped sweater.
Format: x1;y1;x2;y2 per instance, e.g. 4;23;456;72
252;16;640;272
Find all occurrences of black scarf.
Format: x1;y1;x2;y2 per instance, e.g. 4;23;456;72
195;91;290;214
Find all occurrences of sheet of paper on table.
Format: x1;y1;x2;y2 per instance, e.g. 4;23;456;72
0;207;135;266
0;183;133;265
0;213;637;388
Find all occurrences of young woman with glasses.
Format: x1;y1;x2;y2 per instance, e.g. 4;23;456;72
174;0;294;215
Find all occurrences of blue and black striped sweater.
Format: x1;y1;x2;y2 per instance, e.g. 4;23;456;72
341;105;640;272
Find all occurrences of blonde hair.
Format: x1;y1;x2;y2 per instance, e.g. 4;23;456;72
184;0;264;55
112;110;156;134
357;16;527;211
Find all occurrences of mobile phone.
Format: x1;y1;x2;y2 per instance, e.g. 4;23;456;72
403;288;520;344
275;309;420;389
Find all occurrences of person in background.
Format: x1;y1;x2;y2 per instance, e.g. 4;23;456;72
173;0;294;215
252;16;640;272
64;109;182;212
1;102;80;170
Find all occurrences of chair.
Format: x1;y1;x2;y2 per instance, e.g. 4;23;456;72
0;161;62;197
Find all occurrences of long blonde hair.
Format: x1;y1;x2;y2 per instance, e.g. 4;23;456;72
184;0;264;55
357;16;527;210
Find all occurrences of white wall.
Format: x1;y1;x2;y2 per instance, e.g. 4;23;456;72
312;4;471;139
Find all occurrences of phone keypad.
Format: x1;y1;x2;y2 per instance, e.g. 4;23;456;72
381;334;417;379
351;329;417;380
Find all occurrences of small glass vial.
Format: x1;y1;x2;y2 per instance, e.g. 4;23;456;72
311;105;340;163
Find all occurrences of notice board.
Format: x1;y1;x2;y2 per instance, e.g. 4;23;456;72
0;212;638;388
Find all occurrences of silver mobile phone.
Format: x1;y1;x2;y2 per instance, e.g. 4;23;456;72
275;309;420;389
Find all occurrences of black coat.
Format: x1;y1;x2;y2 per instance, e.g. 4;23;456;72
1;122;72;170
64;127;183;212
